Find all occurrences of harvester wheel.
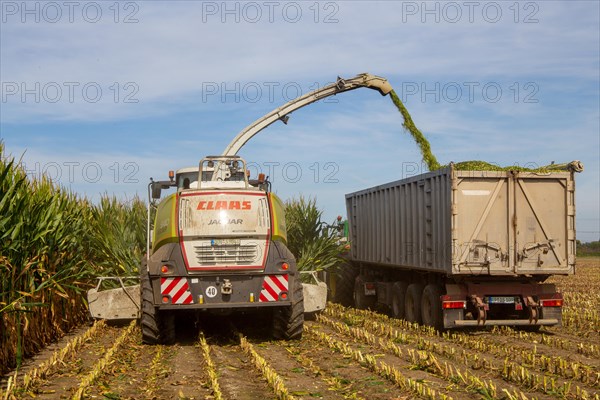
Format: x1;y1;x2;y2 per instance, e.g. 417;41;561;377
273;276;304;340
141;273;176;345
141;273;160;344
329;262;358;306
404;283;424;324
421;284;443;330
391;281;409;319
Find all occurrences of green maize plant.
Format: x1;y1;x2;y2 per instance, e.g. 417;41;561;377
284;196;347;278
0;142;146;375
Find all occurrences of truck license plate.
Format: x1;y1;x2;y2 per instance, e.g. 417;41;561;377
488;296;515;304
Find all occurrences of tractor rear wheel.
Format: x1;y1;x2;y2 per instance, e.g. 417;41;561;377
141;273;160;344
273;276;304;340
141;272;176;344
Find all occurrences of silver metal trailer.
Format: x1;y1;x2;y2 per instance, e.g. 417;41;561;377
345;164;577;329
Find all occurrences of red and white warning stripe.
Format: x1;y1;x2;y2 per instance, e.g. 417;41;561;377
161;277;193;304
259;275;288;302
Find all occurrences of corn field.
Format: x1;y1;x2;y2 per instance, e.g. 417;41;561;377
0;143;146;375
1;258;598;399
1;141;599;399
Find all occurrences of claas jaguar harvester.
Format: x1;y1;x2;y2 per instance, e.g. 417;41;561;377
141;73;392;344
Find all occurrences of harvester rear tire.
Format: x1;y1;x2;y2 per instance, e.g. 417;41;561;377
405;283;424;324
329;262;358;307
141;273;160;344
273;276;304;340
141;273;176;345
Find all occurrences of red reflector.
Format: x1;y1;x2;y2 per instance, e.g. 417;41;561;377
161;265;169;273
541;299;563;307
280;292;288;300
281;263;289;270
162;296;170;304
443;301;466;309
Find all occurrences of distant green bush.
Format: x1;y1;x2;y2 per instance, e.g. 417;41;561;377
577;240;600;257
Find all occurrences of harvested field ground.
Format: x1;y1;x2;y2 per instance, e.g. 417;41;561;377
2;258;599;400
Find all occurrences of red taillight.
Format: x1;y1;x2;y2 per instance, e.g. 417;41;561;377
280;292;288;300
442;301;466;309
161;265;170;274
540;299;563;307
281;263;289;271
162;296;170;304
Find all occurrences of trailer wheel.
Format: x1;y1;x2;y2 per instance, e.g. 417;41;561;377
354;276;376;310
141;273;176;345
421;284;443;330
404;283;424;323
329;262;358;306
391;281;409;319
273;276;304;340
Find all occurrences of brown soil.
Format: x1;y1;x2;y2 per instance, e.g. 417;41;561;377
3;260;599;400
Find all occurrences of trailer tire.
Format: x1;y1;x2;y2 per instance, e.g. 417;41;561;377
354;276;376;310
273;276;304;340
421;284;443;330
141;273;176;345
329;262;358;306
391;281;409;319
405;283;424;324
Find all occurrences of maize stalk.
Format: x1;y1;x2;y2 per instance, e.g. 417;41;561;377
197;332;223;400
71;319;136;399
238;333;295;400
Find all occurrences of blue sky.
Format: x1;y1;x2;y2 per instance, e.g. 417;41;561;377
1;0;599;242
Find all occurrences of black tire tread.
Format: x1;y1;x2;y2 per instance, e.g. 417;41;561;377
391;281;409;319
140;268;177;345
141;273;160;344
330;263;358;307
421;284;443;330
354;276;376;310
273;277;304;340
405;283;424;324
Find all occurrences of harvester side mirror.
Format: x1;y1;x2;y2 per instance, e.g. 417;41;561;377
151;182;162;199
